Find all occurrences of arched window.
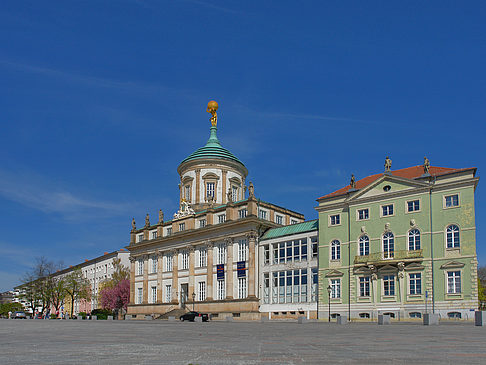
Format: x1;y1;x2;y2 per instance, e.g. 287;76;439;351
408;229;421;251
331;240;341;260
359;235;369;256
446;225;460;248
383;232;394;259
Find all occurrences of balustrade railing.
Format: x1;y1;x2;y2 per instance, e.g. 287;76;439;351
354;249;423;264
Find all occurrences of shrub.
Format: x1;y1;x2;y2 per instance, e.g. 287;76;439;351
91;308;112;320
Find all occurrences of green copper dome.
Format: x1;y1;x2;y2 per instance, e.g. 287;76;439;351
180;126;245;166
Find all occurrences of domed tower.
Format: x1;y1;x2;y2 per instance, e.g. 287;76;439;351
177;101;248;212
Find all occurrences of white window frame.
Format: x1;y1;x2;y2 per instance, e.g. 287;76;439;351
199;219;206;228
275;214;283;225
165;254;173;272
137;287;143;304
198;281;206;301
258;209;268;220
151;231;158;239
150;286;157;304
409;273;422;295
137;259;143;276
443;193;460;209
137;234;144;243
198;248;207;268
151;255;158;274
166;227;172;236
179;222;185;232
216;244;226;265
406;199;421;213
357;208;369;221
383;232;395;259
218;214;226;224
383;274;395;296
359;276;370;297
217;279;225;300
408;229;421;251
238;277;247;299
330;240;340;261
238;208;247;219
446;224;460;249
381;204;394;217
206;182;215;199
231;186;238;202
330;278;341;299
359;235;369;256
165;285;172;303
447;270;461;294
237;239;248;261
329;214;340;226
181;250;189;270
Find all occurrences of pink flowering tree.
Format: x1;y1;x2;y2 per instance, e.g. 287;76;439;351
100;279;130;311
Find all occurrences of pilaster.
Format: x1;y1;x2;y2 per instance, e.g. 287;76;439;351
142;255;148;304
222;169;228;204
206;241;214;301
195;169;201;204
247;231;258;298
129;257;135;305
189;246;195;298
171;250;179;304
226;238;234;299
157;251;163;303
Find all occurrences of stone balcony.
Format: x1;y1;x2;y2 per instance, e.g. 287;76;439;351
354;249;423;265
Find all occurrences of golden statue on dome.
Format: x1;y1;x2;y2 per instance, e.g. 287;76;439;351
207;100;218;127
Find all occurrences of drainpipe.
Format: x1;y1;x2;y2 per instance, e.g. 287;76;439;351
429;177;436;313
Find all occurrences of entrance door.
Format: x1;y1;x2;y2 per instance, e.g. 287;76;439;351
180;284;188;308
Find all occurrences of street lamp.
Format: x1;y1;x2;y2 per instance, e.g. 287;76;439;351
327;285;332;322
192;292;196;312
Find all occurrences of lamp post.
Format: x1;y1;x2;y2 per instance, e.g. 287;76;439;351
192;292;196;312
327;285;332;322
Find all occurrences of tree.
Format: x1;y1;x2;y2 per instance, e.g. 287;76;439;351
64;268;91;317
51;276;67;314
478;266;486;310
0;302;24;317
99;258;130;315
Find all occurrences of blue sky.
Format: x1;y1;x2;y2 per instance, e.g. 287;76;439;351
0;1;485;291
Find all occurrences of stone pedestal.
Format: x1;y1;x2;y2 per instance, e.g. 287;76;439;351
337;315;348;325
475;311;486;326
423;313;439;325
378;314;390;325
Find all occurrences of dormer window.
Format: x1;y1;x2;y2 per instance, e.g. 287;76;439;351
137;234;144;243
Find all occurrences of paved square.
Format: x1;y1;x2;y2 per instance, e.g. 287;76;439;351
0;319;485;364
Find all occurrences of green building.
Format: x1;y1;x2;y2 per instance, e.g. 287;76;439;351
316;160;479;320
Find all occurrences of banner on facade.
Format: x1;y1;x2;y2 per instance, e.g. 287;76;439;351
237;261;246;277
217;264;225;280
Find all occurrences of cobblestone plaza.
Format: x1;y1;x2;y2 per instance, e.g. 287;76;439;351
1;319;485;364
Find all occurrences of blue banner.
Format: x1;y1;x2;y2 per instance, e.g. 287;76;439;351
217;264;225;280
237;261;246;278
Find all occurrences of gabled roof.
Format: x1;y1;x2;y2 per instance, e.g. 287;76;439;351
318;166;475;200
261;219;318;241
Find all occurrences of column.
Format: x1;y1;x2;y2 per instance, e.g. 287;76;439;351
222;169;228;204
206;241;214;300
142;255;148;304
129;257;135;305
248;231;258;298
226;238;234;299
171;250;179;304
189;246;195;299
195;169;201;204
157;251;163;303
398;262;405;318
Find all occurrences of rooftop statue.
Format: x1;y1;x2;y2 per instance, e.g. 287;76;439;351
384;156;392;172
145;213;150;227
207;100;218;127
174;199;195;219
350;174;356;189
131;218;136;231
248;181;255;198
424;156;430;174
158;209;164;224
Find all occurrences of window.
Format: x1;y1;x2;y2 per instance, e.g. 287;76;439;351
179;222;185;232
184;185;191;201
151;231;158;239
206;182;215;199
137;288;143;304
217;279;225;300
447;271;461;293
198;281;206;301
448;312;461;319
199;219;206;228
165;254;173;272
264;245;270;265
329;214;340;226
407;200;420;212
383;275;395;296
165;285;172;303
382;204;393;216
331;240;341;260
275;215;283;225
271;269;308;304
311;236;318;258
259;209;267;220
151;255;158;274
409;273;421;295
137;234;144;243
216;244;226;265
446;225;460;248
273;239;308;263
409;312;422;318
166;227;172;236
330;279;340;299
181;250;189;270
359;313;370;319
445;194;459;208
151;286;157;304
359;276;370;297
263;273;270;304
291;219;298;224
238;277;247;299
231;186;238;202
408;229;421;251
383;232;394;259
359;235;370;256
358;208;369;220
137;259;143;276
238;208;247;219
197;248;207;267
237;239;248;261
218;214;226;224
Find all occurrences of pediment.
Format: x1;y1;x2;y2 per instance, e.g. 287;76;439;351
440;261;465;269
378;264;398;273
404;262;425;271
202;172;220;180
229;177;241;185
182;176;194;184
353;266;371;275
325;269;344;277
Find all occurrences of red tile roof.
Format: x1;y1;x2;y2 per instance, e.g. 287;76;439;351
317;166;475;200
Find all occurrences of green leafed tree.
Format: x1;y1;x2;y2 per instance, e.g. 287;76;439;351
64;267;91;317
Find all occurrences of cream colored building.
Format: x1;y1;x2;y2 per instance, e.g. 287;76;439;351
127;102;304;320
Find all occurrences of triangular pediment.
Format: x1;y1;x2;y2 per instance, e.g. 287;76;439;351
440;261;465;269
348;174;429;202
378;264;398;273
353;266;371;274
325;269;344;277
404;262;425;271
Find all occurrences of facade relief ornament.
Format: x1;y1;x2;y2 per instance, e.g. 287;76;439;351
246;231;258;241
227;187;233;203
173;199;196;219
205;240;214;249
360;226;366;233
129;256;136;263
384;222;391;232
410;219;416;227
384;156;392;173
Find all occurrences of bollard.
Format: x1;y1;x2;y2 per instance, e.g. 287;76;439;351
378;314;391;325
475;311;486;326
337;315;348;325
107;316;113;320
125;315;132;321
168;316;176;322
226;316;234;322
423;313;439;325
297;316;307;324
91;315;97;321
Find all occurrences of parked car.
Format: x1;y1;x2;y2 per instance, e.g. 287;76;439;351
13;311;27;319
179;311;209;322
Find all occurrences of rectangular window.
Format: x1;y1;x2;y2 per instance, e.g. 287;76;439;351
198;248;207;267
264;245;270;265
238;208;247;219
238;277;247;299
311;236;318;258
331;278;341;299
359;276;370;297
232;186;238;202
263;273;270;304
199;219;206;228
445;194;459;208
184;185;191;201
407;200;420;212
383;275;395;296
329;214;340;226
447;271;461;293
179;222;185;231
301;239;307;261
275;215;283;225
301;269;308;302
217;279;225;300
137;259;143;276
291;219;298;224
238;239;248;261
151;231;158;239
259;209;268;220
151;255;157;274
166;227;172;236
218;214;226;224
165;254;173;272
198;281;206;301
137;287;143;304
151;286;157;304
311;268;318;302
409;273;422;295
137;234;144;243
217;244;226;265
181;250;189;270
382;204;394;216
358;208;369;220
165;285;172;303
206;182;215;199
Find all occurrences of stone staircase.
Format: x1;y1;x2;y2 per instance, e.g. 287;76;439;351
156;307;189;320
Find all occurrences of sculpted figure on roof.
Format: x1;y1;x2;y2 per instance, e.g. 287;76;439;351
350;174;356;189
424;156;430;174
131;218;136;231
384;156;392;172
207;100;218;127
